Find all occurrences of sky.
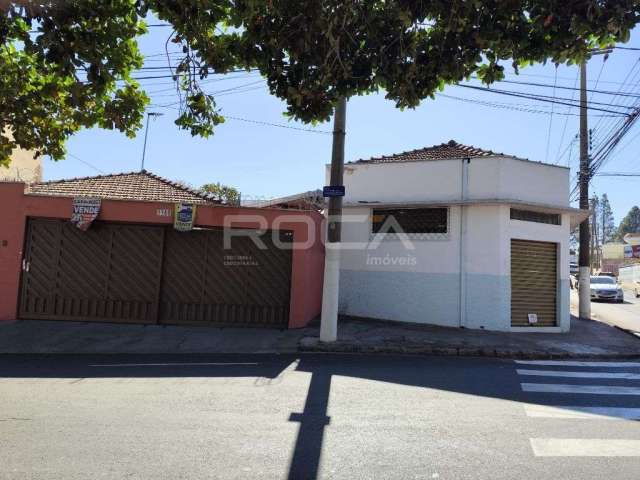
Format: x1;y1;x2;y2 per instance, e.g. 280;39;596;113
43;19;640;224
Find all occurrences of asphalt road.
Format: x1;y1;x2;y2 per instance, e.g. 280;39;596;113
571;288;640;334
1;354;640;480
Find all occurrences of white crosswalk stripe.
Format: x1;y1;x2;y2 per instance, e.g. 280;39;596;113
521;382;640;395
515;360;640;457
515;360;640;368
530;439;640;457
516;369;640;380
523;404;640;420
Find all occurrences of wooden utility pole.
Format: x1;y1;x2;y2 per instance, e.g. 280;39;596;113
578;62;591;319
320;97;347;342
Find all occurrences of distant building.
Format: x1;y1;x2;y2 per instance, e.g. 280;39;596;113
601;235;640;275
602;243;626;260
623;233;640;246
0;134;42;184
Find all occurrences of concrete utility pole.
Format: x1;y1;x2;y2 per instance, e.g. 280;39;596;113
578;62;591;320
320;97;347;343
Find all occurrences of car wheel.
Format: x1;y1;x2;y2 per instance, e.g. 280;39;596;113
636;288;640;298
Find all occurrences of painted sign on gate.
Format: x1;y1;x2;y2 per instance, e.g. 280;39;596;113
174;203;196;231
70;197;101;231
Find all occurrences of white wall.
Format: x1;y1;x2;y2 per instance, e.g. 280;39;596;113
341;160;462;204
338;156;569;207
333;155;571;332
340;206;461;275
497;158;569;207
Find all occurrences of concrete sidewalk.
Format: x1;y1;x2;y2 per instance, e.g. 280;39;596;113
300;315;640;359
0;315;638;358
0;320;312;354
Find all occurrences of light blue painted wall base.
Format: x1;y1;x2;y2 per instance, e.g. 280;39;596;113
463;274;511;330
339;270;569;332
339;269;506;329
558;279;570;332
339;269;461;327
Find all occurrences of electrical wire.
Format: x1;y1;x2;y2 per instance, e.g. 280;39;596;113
544;67;558;163
455;84;632;116
554;70;580;164
67;153;106;174
469;76;640;100
436;93;618;117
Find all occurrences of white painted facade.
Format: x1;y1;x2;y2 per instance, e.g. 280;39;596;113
331;152;579;332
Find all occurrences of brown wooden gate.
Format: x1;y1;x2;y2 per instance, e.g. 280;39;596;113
159;228;292;327
19;219;164;323
511;239;558;327
19;218;292;328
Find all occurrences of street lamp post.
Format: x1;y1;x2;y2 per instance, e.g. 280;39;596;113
141;112;164;171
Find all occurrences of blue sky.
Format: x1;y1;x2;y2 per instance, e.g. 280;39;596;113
44;22;640;224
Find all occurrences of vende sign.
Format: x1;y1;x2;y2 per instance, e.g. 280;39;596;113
70;197;101;231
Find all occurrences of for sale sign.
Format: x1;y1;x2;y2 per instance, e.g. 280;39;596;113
174;203;196;231
70;197;101;231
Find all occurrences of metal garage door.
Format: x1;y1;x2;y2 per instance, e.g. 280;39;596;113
511;239;557;327
19;219;164;323
159;228;292;327
19;218;292;327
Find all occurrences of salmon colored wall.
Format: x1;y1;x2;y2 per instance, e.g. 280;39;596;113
0;184;325;328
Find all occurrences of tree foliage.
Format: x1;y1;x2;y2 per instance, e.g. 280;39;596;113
616;205;640;240
2;1;639;165
201;181;240;205
599;193;616;243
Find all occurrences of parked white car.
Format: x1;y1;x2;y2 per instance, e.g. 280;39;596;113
589;276;624;303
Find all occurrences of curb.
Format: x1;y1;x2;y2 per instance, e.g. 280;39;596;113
298;339;640;360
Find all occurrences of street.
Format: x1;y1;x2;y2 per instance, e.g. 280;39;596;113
1;354;640;480
571;288;640;334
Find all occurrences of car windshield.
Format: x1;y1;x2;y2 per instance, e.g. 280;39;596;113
591;276;616;285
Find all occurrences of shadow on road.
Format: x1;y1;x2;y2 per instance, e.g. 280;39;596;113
0;353;637;479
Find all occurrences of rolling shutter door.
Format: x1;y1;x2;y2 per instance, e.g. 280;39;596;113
511;239;557;327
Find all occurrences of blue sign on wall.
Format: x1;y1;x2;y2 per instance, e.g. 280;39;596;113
323;185;345;198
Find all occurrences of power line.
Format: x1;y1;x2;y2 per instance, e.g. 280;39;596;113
544;67;558;163
590;56;640;146
469;76;640;100
554;70;580;164
596;172;640;177
455;84;632;116
224;116;332;135
462;82;635;110
436;93;618;117
67;153;106;174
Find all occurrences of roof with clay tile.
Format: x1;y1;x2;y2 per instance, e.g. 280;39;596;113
26;170;219;205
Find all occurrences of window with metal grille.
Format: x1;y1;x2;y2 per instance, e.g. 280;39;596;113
510;208;561;225
372;208;448;234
